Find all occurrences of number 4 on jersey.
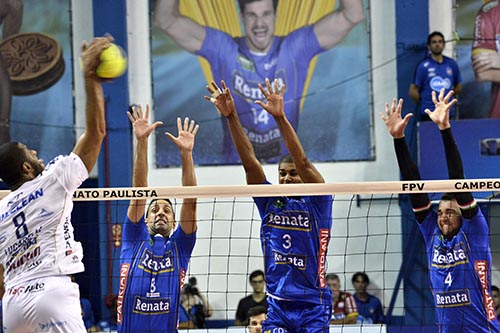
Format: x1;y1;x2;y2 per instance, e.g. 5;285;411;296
445;272;453;287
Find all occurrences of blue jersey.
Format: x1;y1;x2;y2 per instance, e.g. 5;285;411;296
353;293;384;324
198;26;324;163
413;55;461;117
117;216;196;333
418;209;500;333
253;182;333;304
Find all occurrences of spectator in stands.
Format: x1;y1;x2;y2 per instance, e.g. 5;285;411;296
247;305;267;333
96;294;118;332
235;270;268;326
351;272;384;324
180;277;212;328
327;273;358;325
70;274;99;332
409;31;461;121
492;285;500;321
80;297;98;332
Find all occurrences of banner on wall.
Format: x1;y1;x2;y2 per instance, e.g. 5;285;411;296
151;0;372;167
0;0;74;162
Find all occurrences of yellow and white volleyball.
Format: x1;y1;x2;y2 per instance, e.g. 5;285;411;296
96;43;127;79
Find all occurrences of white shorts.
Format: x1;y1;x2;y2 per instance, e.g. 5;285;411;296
3;275;86;333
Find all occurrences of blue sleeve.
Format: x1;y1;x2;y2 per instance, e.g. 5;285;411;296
171;227;196;267
462;208;490;248
281;25;324;62
197;27;237;68
418;210;438;244
122;215;149;251
252;180;279;219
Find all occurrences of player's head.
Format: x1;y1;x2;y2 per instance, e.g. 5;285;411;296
492;285;500;309
145;198;176;237
248;270;266;293
278;154;302;184
0;142;45;190
326;273;341;298
352;272;369;293
437;192;463;239
239;0;277;53
247;305;267;333
427;31;445;56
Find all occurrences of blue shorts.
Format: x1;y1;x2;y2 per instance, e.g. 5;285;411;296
263;297;332;333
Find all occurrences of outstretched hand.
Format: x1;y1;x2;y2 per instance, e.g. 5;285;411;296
255;78;285;118
379;98;412;139
165;117;199;152
205;80;235;117
424;88;456;130
127;104;163;141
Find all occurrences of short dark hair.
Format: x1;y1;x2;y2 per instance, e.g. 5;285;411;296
145;198;174;218
492;285;499;294
238;0;278;13
326;273;339;281
278;154;293;165
427;31;445;45
0;142;26;188
248;305;267;319
352;272;370;285
249;269;265;282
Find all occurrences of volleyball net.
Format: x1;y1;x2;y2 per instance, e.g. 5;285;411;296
2;179;500;330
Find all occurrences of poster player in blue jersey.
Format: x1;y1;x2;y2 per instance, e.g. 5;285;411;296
155;0;364;163
381;89;500;333
117;106;199;332
206;78;333;332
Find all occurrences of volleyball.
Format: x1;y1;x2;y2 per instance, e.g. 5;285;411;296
96;43;127;79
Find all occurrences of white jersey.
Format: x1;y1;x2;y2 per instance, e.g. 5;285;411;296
0;153;88;287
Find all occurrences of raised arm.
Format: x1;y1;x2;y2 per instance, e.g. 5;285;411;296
205;80;266;185
313;0;364;50
165;117;199;235
154;0;206;53
256;78;323;183
425;89;478;218
72;36;112;173
126;105;163;223
380;98;431;222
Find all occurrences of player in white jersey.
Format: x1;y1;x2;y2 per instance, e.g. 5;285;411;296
0;35;111;333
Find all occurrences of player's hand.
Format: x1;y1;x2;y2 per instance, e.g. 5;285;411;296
379;98;412;139
205;80;235;117
424;88;456;130
165;117;199;152
81;35;113;79
127;104;163;141
255;78;285;118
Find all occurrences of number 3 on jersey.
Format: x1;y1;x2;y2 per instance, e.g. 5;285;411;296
283;234;291;249
445;272;453;287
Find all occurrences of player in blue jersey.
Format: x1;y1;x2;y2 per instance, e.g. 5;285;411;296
117;105;199;332
409;31;462;121
381;88;500;333
155;0;364;163
206;78;333;332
